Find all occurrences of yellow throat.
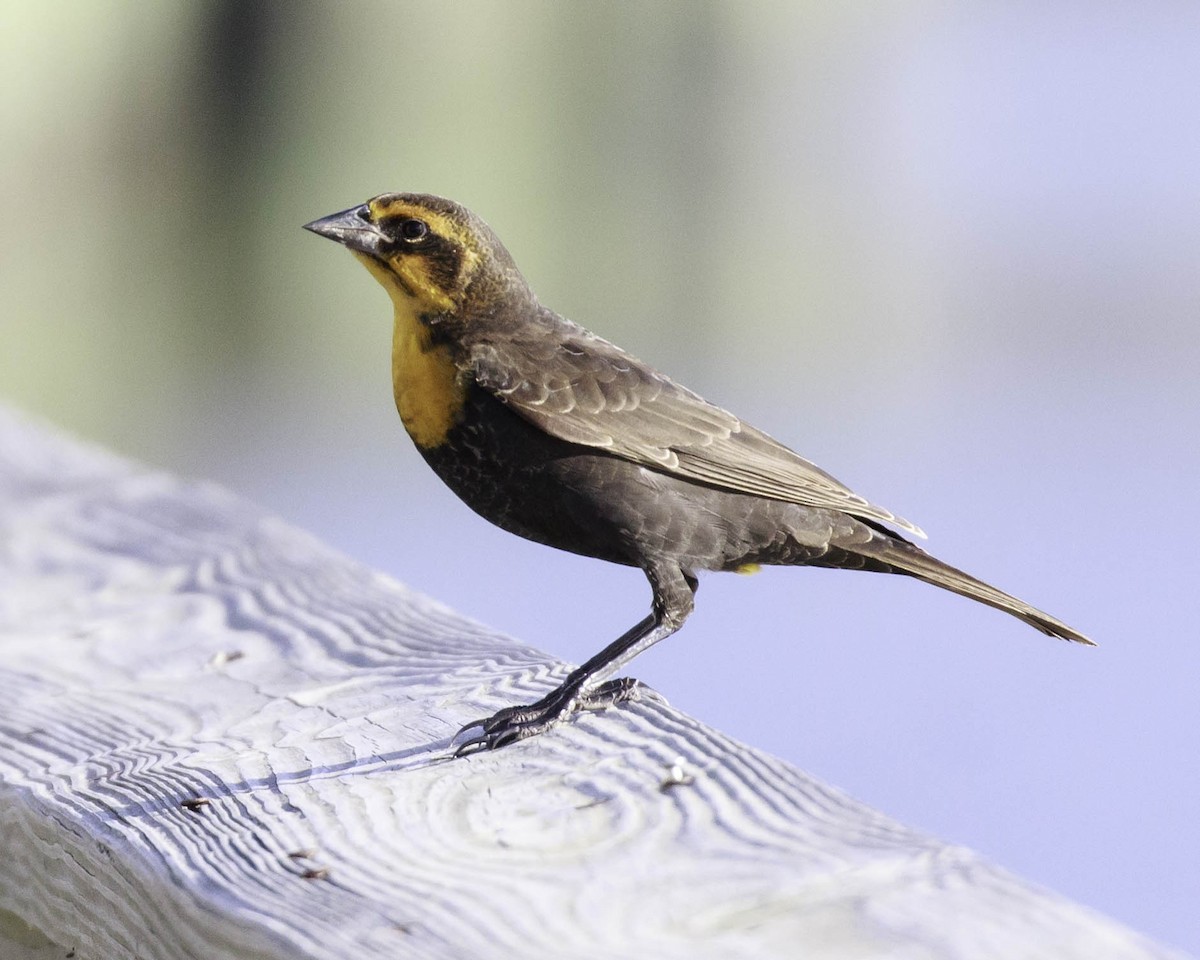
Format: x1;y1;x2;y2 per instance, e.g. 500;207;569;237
353;252;467;449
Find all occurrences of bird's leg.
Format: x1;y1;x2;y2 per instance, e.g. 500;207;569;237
454;565;697;755
453;615;664;755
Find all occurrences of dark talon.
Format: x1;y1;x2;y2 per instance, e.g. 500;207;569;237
451;676;648;756
453;732;491;757
581;676;643;709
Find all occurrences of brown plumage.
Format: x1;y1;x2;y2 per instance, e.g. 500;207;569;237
304;192;1092;754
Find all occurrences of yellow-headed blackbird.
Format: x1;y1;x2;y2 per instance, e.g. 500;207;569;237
304;193;1092;754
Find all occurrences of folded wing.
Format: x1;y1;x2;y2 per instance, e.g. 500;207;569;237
470;322;925;539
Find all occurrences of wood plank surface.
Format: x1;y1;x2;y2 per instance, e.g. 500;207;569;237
0;405;1184;960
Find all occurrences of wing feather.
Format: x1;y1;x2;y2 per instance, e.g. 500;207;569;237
469;323;925;538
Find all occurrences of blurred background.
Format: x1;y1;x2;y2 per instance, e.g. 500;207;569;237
3;1;1197;951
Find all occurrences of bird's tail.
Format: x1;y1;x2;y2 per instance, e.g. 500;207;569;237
857;535;1094;645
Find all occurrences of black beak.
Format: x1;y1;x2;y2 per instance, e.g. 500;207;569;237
303;204;386;257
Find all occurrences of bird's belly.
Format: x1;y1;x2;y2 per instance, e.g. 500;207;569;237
415;389;639;566
412;388;858;574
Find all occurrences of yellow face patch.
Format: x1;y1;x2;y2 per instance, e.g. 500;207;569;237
389;256;456;314
352;251;467;449
364;198;481;317
367;197;471;246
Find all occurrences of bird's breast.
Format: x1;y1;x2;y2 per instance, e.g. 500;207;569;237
391;303;467;449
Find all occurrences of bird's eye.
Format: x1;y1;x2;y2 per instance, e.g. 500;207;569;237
400;218;429;242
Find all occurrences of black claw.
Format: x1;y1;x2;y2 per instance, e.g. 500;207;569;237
454;718;483;742
583;677;643;708
453;732;491;757
452;702;547;756
454;702;533;742
453;718;542;756
451;677;645;756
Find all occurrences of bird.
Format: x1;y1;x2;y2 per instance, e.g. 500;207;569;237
303;192;1092;754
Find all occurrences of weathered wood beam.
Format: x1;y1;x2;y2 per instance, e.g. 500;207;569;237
0;406;1181;960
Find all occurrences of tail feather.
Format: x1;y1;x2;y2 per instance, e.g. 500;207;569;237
859;537;1094;645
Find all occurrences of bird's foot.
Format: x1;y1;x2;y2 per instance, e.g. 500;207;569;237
454;677;643;756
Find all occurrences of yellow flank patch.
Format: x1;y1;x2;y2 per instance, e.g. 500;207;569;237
352;251;467;449
735;563;761;575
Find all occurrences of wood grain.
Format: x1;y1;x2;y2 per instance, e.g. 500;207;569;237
0;406;1183;960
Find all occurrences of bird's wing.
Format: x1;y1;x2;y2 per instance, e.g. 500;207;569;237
469;324;925;538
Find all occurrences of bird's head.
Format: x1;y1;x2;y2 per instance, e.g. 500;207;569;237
304;193;528;326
